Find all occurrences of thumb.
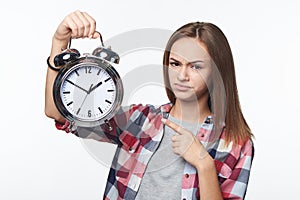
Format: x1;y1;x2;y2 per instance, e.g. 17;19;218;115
91;31;101;39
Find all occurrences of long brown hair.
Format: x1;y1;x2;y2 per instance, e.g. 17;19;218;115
163;22;253;145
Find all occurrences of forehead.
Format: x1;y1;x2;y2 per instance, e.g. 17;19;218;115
170;37;210;62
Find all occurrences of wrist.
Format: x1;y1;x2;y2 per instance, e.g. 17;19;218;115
195;154;215;174
53;30;71;44
49;37;69;64
47;56;61;71
51;36;69;53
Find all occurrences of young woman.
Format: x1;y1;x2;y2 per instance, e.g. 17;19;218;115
45;10;254;200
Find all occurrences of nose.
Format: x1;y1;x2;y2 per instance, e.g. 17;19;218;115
177;66;189;81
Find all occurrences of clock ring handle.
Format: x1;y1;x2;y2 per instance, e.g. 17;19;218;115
65;31;120;64
54;31;106;67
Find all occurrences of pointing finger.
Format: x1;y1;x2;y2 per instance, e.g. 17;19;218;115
162;118;189;135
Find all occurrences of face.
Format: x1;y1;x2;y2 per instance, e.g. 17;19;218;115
168;37;211;102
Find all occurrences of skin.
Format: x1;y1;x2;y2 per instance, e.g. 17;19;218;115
45;10;223;200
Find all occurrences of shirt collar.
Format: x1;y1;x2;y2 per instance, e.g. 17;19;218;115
160;102;214;126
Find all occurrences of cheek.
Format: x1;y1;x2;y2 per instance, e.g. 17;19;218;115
196;69;211;84
195;77;207;90
191;72;211;91
168;67;177;81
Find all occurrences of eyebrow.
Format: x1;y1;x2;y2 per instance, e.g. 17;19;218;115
169;57;204;64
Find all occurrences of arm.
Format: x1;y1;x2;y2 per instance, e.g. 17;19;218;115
44;10;98;123
195;156;223;200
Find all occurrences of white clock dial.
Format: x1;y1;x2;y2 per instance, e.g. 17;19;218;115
60;64;116;121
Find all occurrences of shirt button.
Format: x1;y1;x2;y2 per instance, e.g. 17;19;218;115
128;147;134;153
185;173;189;178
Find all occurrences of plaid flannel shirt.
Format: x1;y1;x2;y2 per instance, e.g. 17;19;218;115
55;103;254;200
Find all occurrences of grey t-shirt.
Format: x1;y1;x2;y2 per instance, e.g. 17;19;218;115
135;115;201;200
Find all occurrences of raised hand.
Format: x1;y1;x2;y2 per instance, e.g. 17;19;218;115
54;10;99;42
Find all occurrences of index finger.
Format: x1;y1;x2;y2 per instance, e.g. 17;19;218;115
161;118;189;135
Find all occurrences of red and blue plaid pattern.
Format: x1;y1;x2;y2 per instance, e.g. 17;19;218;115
55;103;254;200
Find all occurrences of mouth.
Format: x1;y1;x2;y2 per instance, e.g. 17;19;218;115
173;83;192;91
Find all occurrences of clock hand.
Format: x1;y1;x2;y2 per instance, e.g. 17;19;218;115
66;80;89;93
88;81;102;94
76;84;93;115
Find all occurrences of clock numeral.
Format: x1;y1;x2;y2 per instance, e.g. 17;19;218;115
107;89;114;92
88;110;92;117
67;101;73;106
75;70;80;76
85;66;92;74
63;91;71;94
97;69;101;75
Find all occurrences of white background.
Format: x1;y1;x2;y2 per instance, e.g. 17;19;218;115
0;0;299;199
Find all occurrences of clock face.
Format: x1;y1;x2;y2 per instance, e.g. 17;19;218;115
59;62;117;122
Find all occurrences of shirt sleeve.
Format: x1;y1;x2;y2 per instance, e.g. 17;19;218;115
55;120;72;133
53;104;147;144
218;139;254;200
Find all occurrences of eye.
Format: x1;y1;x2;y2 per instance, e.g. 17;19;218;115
191;64;202;70
170;61;180;67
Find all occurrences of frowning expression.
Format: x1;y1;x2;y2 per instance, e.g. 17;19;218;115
168;37;212;102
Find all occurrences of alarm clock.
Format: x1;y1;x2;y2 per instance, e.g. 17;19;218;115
52;33;123;129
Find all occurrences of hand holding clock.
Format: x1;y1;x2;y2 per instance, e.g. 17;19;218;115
54;10;99;42
46;10;100;121
46;10;123;127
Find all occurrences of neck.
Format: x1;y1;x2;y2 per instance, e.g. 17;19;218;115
170;98;211;124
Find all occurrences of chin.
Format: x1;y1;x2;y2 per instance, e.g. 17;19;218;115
174;92;199;102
